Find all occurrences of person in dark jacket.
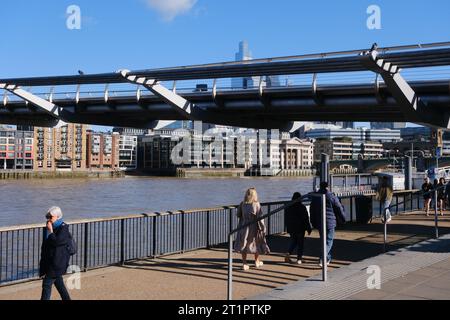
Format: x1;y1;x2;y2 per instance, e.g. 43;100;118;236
39;206;71;300
437;178;446;216
422;177;433;216
445;179;450;216
310;182;346;267
284;192;312;265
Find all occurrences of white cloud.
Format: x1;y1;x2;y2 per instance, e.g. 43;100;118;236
145;0;198;21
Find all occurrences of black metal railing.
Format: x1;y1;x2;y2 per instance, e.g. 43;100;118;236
0;189;436;290
0;201;287;287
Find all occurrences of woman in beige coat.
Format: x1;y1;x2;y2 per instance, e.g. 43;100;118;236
234;188;270;270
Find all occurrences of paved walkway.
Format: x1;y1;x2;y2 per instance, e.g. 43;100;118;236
0;212;449;300
252;234;450;300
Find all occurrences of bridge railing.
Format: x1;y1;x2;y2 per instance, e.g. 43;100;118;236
0;201;288;287
0;190;428;287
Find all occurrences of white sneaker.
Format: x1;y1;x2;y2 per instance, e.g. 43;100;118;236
319;260;331;267
242;264;250;271
255;261;264;268
296;260;302;265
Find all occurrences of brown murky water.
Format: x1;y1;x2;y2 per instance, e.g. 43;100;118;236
0;176;313;227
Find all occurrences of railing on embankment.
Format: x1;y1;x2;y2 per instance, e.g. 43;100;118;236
0;190;425;286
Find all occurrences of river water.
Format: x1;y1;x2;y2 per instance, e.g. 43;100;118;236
0;177;313;227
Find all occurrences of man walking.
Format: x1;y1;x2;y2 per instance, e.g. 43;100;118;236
39;206;72;300
310;182;346;267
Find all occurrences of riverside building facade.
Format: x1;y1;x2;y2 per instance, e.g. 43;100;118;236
33;124;87;171
86;131;120;170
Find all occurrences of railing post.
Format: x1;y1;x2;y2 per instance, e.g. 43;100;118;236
417;192;420;211
321;194;327;282
120;219;125;265
379;199;382;218
83;223;89;272
152;216;157;258
396;195;399;215
410;192;414;212
206;210;210;249
434;190;439;239
181;212;185;253
227;233;233;301
267;205;271;236
350;197;353;222
229;208;233;235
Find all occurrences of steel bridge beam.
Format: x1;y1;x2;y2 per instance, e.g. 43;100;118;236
119;70;193;119
360;50;450;129
0;83;61;127
119;69;295;130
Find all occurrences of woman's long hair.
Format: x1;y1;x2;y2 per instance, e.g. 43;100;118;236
244;188;258;204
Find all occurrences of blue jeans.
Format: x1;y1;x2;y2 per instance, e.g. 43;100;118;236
41;275;71;300
318;228;335;262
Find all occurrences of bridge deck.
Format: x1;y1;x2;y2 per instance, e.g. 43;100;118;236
0;212;449;300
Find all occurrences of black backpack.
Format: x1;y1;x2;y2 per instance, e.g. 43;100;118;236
64;224;77;256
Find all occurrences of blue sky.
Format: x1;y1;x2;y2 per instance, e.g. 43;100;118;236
1;0;450;130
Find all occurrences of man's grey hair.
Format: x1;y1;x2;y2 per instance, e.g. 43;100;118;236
47;206;63;219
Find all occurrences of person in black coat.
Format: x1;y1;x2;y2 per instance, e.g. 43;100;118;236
39;206;71;300
284;192;312;265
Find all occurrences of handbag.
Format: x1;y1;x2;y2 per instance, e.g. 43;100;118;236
65;225;77;256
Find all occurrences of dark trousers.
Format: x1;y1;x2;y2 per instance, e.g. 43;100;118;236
287;232;305;259
41;275;71;300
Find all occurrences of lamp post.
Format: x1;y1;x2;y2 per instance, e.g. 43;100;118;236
405;150;425;168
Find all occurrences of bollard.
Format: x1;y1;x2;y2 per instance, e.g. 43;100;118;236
321;194;327;282
227;234;233;300
434;190;439;239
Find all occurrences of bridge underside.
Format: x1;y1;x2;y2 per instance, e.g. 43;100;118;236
1;80;449;129
2;43;450;129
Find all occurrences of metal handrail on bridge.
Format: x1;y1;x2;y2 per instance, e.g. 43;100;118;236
2;41;450;86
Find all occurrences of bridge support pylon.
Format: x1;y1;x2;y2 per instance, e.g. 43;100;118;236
360;46;450;129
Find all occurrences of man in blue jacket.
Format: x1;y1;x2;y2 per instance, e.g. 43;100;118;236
310;182;346;266
39;206;72;300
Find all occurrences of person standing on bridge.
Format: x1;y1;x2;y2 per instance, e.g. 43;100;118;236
284;192;312;265
234;188;270;271
437;177;446;216
422;177;433;216
39;206;72;300
376;176;393;224
445;179;450;216
310;182;346;267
